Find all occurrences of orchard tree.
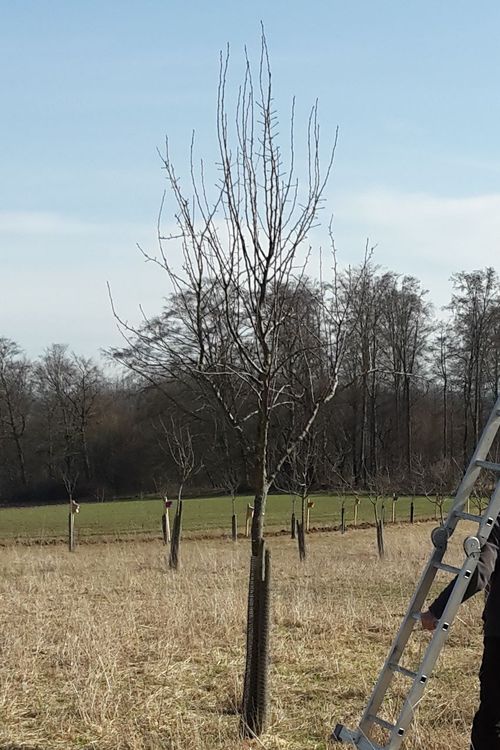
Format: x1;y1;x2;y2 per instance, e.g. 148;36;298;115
111;32;363;736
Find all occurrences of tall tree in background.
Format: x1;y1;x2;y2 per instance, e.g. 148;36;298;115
36;345;101;487
342;265;388;485
448;268;500;465
1;266;500;504
380;275;432;479
433;322;452;459
0;338;32;488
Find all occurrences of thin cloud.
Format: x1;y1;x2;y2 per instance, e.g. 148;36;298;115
0;211;93;236
0;210;154;239
335;189;500;264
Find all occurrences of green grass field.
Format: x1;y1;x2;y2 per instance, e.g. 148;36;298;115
0;493;456;541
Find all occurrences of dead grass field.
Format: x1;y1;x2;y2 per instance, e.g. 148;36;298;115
0;522;484;749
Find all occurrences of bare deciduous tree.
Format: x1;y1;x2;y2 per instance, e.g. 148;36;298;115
110;32;363;736
447;268;500;466
0;338;32;488
36;345;101;486
275;432;318;560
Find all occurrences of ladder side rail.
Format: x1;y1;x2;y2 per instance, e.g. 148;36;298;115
453;480;500;547
357;543;446;738
477;486;500;544
442;397;500;539
386;548;482;750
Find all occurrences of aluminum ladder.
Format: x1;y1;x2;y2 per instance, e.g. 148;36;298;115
332;394;500;750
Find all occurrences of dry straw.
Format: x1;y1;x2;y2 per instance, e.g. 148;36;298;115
0;523;481;749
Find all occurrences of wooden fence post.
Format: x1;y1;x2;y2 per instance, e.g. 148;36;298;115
68;499;79;552
162;497;172;545
392;493;398;523
245;504;254;537
353;496;360;527
68;512;74;552
306;499;314;532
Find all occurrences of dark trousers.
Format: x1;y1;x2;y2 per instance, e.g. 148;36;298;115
471;637;500;749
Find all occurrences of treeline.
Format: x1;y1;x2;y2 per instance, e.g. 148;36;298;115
1;264;499;505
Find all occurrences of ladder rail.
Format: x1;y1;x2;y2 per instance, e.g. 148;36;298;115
440;400;500;540
357;542;445;738
385;545;483;749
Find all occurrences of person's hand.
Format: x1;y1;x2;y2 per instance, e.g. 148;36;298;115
420;610;438;631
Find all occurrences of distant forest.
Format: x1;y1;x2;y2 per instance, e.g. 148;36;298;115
1;264;499;505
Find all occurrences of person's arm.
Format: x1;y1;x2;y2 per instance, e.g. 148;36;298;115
422;517;500;630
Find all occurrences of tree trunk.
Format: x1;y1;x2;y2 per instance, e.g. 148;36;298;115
5;399;28;487
442;377;448;459
250;408;269;553
404;376;412;476
81;427;92;481
360;372;368;486
12;428;28;487
241;406;271;737
241;540;271;737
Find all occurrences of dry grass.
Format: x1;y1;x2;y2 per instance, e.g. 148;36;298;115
0;522;483;749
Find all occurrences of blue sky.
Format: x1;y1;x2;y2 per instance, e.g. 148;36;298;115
2;1;500;358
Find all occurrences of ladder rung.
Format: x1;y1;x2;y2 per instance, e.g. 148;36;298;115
358;738;384;750
434;561;461;575
456;511;484;523
369;714;396;732
390;663;417;679
476;459;500;472
332;724;384;750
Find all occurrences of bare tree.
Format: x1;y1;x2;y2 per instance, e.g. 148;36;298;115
380;275;433;477
275;432;318;560
341;266;389;485
111;32;363;737
0;339;32;488
448;268;500;466
366;471;393;558
156;416;201;569
61;465;80;552
414;456;459;525
36;345;101;486
432;322;452;459
157;416;199;502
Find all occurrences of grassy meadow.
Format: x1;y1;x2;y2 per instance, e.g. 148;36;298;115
0;521;483;749
0;493;454;542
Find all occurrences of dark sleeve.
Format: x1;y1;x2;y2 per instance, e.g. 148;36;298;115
429;518;500;619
